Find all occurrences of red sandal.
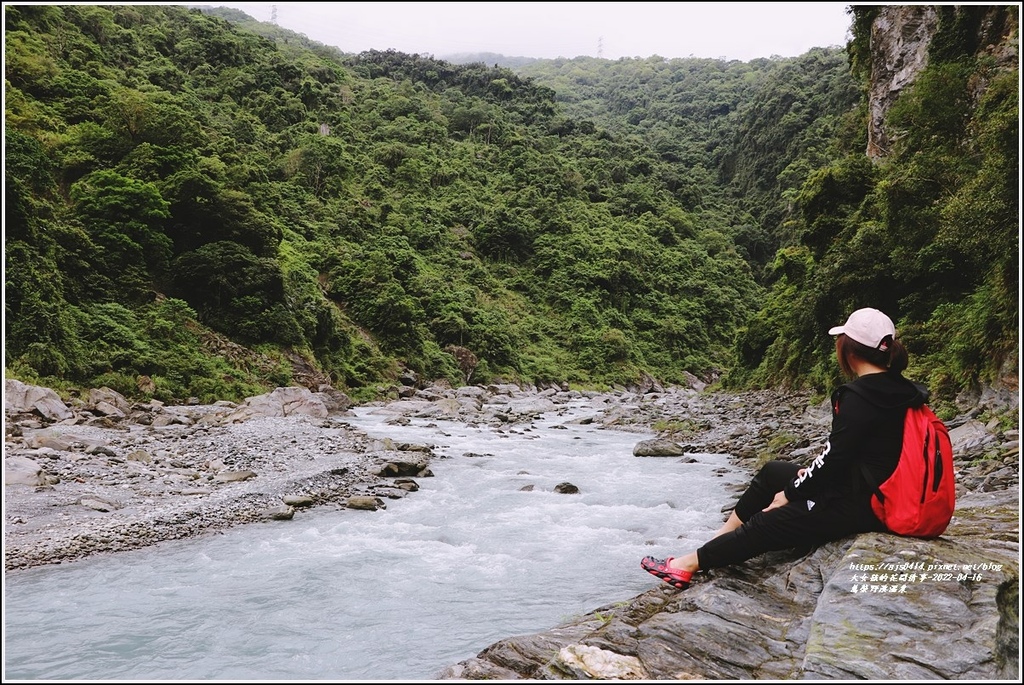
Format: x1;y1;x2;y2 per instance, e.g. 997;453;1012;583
641;556;693;589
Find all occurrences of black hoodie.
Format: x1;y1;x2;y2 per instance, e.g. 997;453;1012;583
784;370;929;505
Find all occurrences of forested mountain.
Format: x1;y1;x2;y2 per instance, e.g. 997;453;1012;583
4;4;1018;411
516;49;863;273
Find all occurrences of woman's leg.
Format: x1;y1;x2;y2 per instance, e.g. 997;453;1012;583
652;461;803;575
730;461;802;522
712;511;743;538
696;498;877;570
699;461;803;547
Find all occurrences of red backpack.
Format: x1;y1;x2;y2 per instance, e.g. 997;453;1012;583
859;401;956;538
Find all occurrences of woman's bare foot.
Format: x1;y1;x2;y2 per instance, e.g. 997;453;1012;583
667;552;699;573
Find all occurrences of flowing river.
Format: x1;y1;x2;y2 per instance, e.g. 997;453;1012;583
3;400;746;681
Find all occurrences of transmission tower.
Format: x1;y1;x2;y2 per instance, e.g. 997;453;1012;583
271;5;278;25
597;36;603;58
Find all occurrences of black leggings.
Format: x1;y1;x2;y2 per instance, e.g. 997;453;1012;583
696;461;886;570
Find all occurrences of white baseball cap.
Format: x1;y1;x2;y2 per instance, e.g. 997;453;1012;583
828;308;896;349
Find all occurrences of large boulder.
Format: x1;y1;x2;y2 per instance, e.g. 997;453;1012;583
86;387;131;417
314;387;353;413
224;386;329;422
4;380;73;422
4;455;48;487
633;438;686;457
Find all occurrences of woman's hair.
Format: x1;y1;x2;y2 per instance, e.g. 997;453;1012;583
835;333;908;377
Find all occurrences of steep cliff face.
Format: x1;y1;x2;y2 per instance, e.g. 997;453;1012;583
866;4;1018;158
866;6;938;158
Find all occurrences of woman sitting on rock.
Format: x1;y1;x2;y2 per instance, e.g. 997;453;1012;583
641;308;930;589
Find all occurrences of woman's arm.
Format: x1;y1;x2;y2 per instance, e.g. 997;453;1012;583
784;389;873;500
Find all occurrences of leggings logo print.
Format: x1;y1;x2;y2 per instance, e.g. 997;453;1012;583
792;440;831;488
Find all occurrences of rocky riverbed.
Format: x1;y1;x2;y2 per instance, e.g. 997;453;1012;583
4;376;1020;679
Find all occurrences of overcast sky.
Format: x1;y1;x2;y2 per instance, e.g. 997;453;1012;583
213;2;855;62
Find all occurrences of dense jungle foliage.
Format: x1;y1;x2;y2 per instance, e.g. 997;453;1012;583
4;4;1018;409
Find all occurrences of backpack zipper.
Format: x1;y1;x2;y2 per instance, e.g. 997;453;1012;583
920;431;930;504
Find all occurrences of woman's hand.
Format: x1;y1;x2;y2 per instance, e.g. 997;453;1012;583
762;490;790;512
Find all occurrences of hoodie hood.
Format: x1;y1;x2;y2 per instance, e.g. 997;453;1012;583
838;370;929;411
